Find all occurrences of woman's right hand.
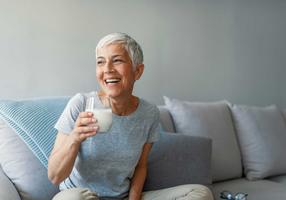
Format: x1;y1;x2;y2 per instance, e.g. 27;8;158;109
70;112;98;144
48;112;98;185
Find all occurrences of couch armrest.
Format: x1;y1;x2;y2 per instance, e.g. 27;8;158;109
0;166;21;200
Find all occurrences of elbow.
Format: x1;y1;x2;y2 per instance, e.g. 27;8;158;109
47;168;62;185
47;173;58;185
48;173;62;185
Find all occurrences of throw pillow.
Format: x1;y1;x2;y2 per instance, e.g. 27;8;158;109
158;106;175;132
163;96;242;182
230;104;286;180
0;97;69;168
0;118;59;200
143;131;212;191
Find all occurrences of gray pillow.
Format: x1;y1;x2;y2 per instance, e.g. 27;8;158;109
0;119;59;200
164;96;242;182
143;131;212;191
230;104;286;180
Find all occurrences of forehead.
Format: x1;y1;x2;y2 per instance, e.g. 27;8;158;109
96;43;128;58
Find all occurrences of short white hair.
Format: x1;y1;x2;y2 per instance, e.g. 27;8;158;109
95;32;144;68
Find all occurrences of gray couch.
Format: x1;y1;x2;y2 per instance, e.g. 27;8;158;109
1;96;286;200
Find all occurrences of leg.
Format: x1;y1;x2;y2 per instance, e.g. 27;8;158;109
52;188;99;200
142;184;214;200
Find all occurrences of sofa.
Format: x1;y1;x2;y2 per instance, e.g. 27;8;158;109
1;96;286;200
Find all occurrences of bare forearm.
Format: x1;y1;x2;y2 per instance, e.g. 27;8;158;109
48;112;97;185
129;166;147;200
48;136;80;185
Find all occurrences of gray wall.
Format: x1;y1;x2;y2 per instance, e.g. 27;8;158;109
0;0;285;107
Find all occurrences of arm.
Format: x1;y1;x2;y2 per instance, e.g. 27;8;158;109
47;112;98;185
128;143;153;200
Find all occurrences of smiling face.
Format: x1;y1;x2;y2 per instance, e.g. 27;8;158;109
96;43;144;99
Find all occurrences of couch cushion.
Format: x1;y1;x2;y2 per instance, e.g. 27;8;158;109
164;96;242;182
212;178;286;200
158;106;175;132
268;175;286;185
143;131;212;191
0;97;69;168
0;166;21;200
0;118;59;200
230;104;286;180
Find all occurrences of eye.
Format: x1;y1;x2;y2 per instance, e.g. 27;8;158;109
113;59;124;64
97;60;105;66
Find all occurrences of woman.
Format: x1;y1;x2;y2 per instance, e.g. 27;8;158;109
48;32;213;200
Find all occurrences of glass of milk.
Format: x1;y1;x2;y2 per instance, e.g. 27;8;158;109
85;93;112;133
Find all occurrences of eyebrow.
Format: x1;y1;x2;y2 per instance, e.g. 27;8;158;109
96;55;123;60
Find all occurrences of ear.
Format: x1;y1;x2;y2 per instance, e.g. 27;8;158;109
134;64;144;80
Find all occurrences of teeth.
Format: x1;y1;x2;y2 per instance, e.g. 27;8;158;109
105;79;120;83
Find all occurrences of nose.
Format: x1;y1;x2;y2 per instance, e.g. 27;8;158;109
104;61;115;73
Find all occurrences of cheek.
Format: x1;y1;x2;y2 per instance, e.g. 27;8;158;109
123;74;136;86
95;69;102;80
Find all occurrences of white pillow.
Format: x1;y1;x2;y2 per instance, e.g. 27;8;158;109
164;96;242;182
282;109;286;121
230;104;286;180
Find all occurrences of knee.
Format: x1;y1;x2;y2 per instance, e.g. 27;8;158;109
52;188;98;200
53;189;80;200
189;184;214;200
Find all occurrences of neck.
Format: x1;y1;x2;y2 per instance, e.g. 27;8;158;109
110;95;139;116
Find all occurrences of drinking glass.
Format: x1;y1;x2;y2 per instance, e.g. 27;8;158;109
85;93;112;133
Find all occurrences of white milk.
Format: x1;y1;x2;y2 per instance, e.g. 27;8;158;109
91;108;112;132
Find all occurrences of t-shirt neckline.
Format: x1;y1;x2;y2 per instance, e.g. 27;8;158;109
93;91;142;119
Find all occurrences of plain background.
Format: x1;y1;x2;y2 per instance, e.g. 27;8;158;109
0;0;285;107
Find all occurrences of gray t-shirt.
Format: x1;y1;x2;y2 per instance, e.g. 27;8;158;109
54;92;160;199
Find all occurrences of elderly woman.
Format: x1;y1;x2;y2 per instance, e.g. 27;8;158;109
48;33;213;200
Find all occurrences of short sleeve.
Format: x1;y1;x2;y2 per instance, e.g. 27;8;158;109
146;108;161;143
54;93;85;134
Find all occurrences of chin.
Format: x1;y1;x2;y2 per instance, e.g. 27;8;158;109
106;90;133;100
102;89;121;98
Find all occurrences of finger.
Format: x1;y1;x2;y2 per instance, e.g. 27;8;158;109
76;126;98;134
76;117;97;126
75;113;96;127
79;112;93;118
83;131;98;138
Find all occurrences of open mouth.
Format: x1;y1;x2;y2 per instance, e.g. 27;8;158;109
105;78;121;84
